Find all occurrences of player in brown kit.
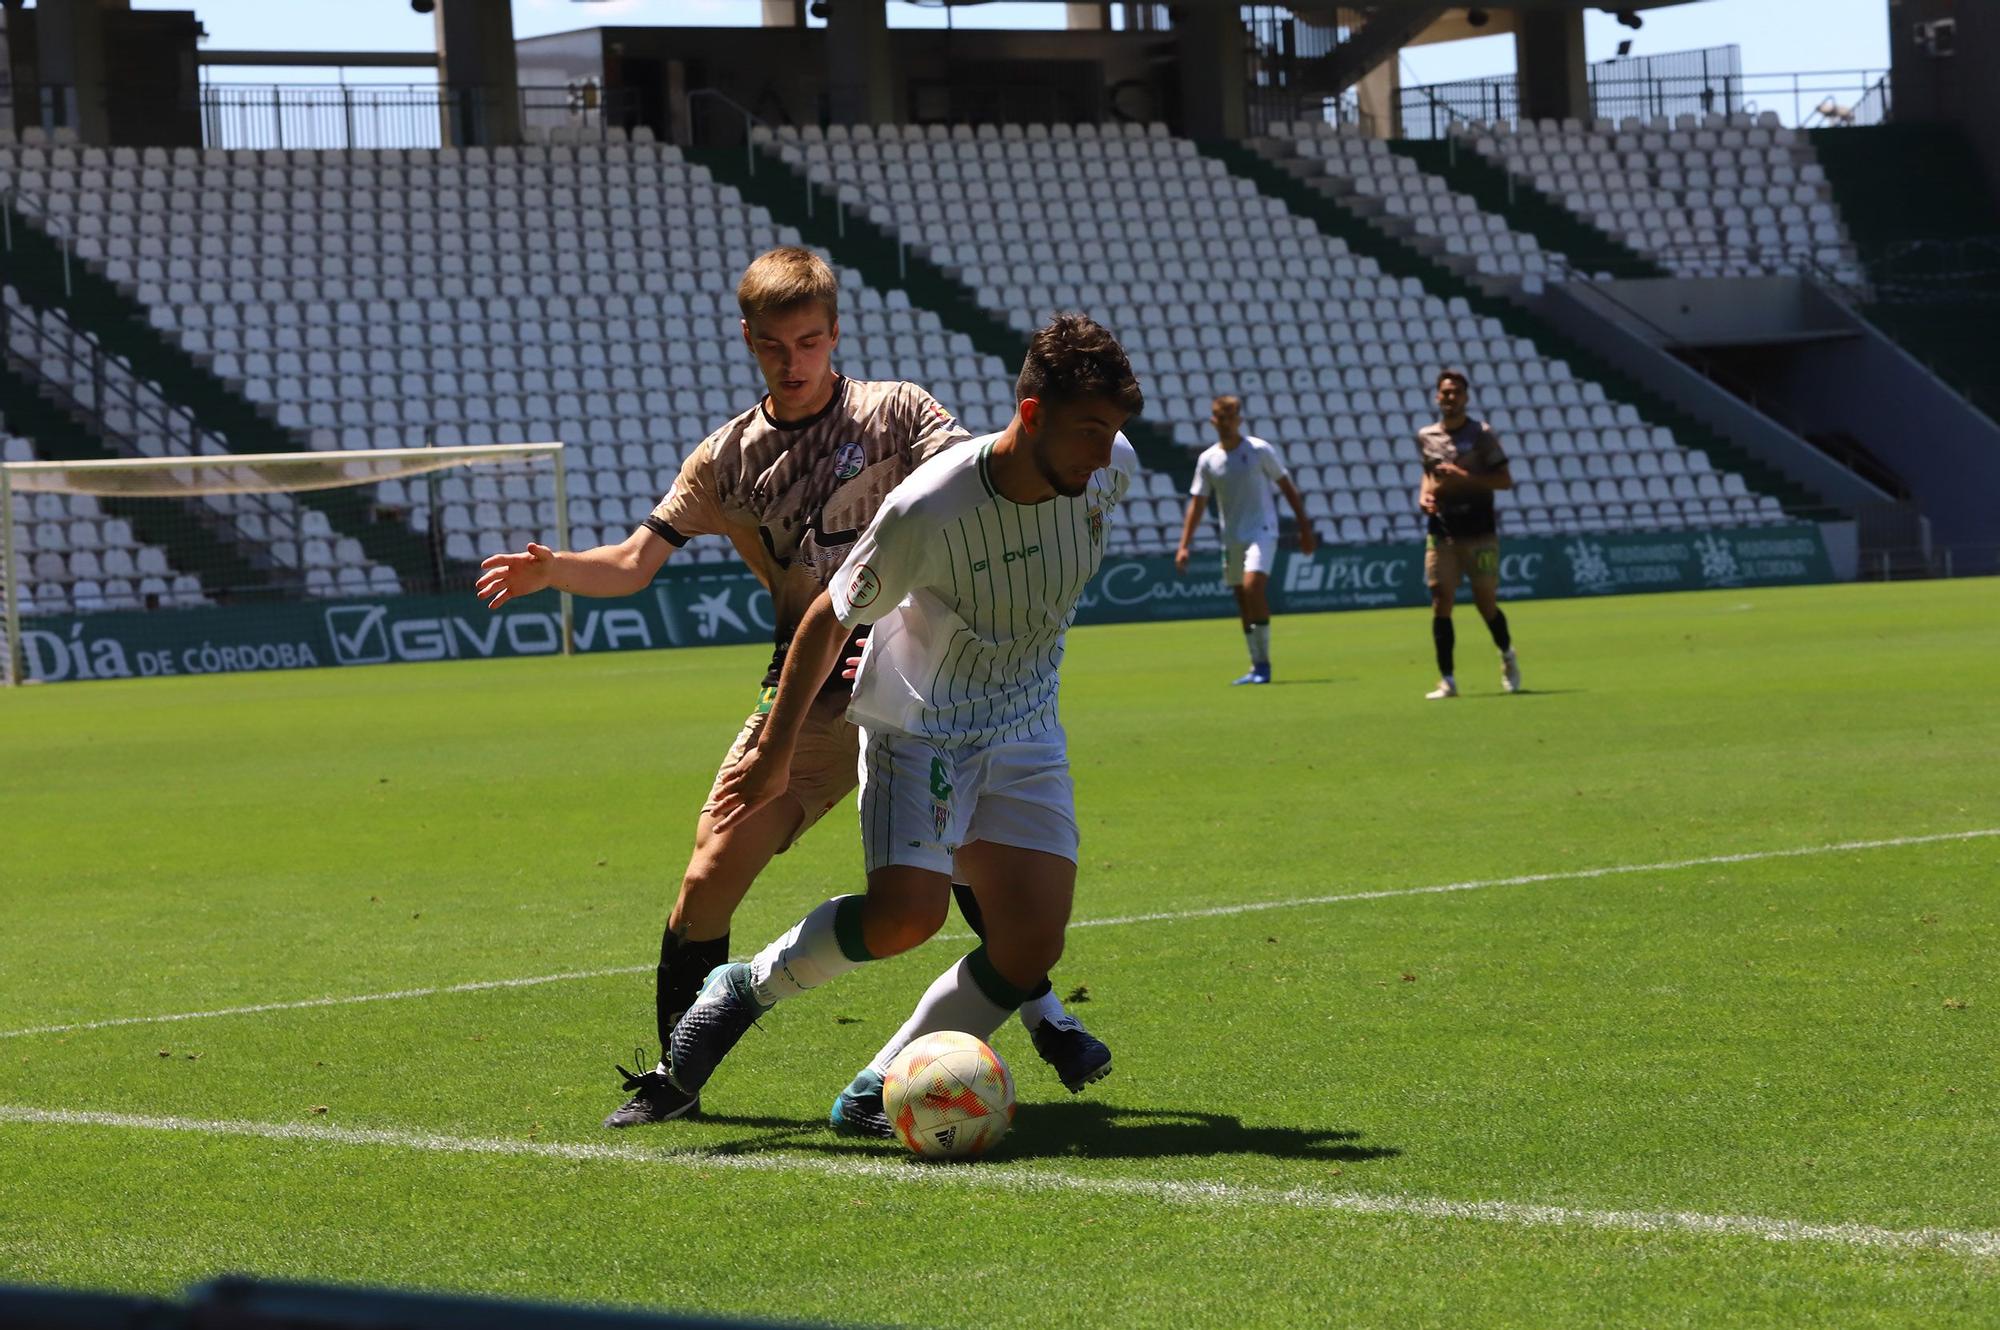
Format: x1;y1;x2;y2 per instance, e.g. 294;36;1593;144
1416;367;1520;699
475;248;1111;1126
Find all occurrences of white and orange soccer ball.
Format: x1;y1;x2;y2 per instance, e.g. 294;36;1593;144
881;1030;1016;1160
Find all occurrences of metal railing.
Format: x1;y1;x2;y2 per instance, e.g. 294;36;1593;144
687;88;909;282
196;83;645;152
1399;48;1892;138
2;81;649;152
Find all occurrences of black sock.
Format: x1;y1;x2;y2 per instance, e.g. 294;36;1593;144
955;882;1053;1002
952;881;985;938
656;927;729;1056
1485;609;1512;653
1432;617;1456;677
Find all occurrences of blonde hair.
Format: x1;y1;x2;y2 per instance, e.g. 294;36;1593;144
736;246;839;326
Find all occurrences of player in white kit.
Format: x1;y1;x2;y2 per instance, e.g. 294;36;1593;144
665;314;1144;1135
1174;394;1317;684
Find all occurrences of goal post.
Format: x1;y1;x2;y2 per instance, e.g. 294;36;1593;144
2;441;571;686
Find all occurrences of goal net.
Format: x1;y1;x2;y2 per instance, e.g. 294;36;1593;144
2;442;571;685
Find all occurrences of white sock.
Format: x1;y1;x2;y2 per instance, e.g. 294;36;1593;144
1243;628;1259;666
1249;622;1271;667
748;896;865;1007
865;953;1016;1078
1016;988;1069;1033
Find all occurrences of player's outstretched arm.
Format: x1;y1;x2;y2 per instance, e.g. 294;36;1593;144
711;591;850;830
1174;495;1206;575
475;527;673;608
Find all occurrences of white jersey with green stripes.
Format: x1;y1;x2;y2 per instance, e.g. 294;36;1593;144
829;431;1136;747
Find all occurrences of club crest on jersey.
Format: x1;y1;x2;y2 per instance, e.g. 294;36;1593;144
1087;506;1104;545
847;564;881;608
832;441;865;481
929;756;952;839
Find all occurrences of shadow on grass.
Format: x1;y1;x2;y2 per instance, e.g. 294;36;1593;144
1462;688;1587;699
700;1102;1399;1166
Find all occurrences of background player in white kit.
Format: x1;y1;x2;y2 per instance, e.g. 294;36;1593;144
665;314;1144;1136
1173;394;1317;685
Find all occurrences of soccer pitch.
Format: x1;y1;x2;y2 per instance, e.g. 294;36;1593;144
3;579;1996;1327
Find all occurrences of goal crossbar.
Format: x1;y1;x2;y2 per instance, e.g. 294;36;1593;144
2;442;572;686
1;442;566;496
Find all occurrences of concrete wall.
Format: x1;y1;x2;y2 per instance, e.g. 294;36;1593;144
1892;0;2000;213
1752;315;2000;566
1534;279;1895;511
1539;276;2000;567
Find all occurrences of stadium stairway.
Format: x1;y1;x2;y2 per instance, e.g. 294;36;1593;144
689;144;1195;487
0;356;278;602
1386;138;1668;281
1810;124;2000;427
0;199;454;589
1208;137;1822;515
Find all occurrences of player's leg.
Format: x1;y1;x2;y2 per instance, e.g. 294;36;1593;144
832;733;1093;1134
1240;555;1273;684
952;880;1111;1092
834;842;1077;1136
665;729;959;1096
1468;539;1520;692
1426;538;1459;699
607;700;852;1126
1225;542;1262;686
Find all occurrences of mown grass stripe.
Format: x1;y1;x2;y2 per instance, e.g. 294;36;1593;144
6;827;1993;1041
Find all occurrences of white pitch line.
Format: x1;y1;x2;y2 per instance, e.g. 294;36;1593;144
7;827;1996;1042
2;1105;1994;1260
1058;827;2000;931
0;965;651;1040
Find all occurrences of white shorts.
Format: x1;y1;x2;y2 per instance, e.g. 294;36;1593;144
857;726;1079;875
1223;536;1278;587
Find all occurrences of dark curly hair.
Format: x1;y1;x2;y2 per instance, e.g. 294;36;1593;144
1015;313;1145;416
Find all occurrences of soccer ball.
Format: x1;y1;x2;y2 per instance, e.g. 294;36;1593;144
882;1030;1015;1161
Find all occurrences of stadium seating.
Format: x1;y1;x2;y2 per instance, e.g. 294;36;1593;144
0;122;1800;613
0;136;1046;589
1272;121;1565;290
1452;111;1862;282
758;120;1786;543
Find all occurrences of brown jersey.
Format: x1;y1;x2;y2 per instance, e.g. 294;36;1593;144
1416;417;1509;540
644;376;970;686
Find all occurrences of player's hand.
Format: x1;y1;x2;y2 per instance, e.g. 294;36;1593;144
1174;546;1190;576
1297;525;1319;557
840;651;865;682
475;542;555;609
1433;462;1470;485
710;746;792;832
1419;490;1440;515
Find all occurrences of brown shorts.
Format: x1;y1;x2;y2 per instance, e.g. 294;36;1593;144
1425;534;1500;590
702;690;860;854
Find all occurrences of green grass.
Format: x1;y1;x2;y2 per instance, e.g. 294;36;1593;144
4;580;1998;1327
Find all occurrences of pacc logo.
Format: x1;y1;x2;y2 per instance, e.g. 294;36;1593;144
1282;553;1409;595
